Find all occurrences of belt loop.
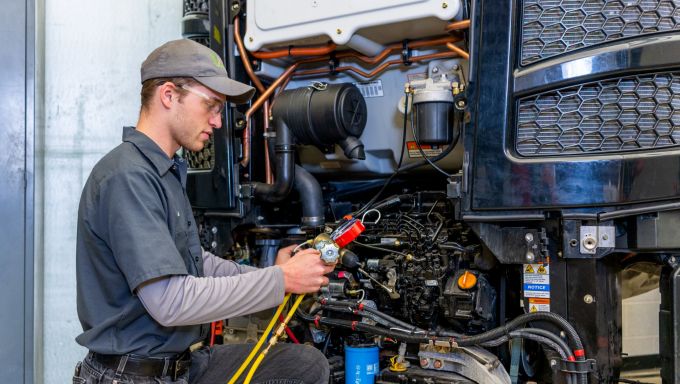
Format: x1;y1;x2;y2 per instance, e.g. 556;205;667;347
162;357;170;377
114;355;129;378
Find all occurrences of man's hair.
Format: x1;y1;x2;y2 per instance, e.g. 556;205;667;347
140;77;198;112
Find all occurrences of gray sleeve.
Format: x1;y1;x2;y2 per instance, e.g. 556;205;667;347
136;266;285;326
202;249;259;277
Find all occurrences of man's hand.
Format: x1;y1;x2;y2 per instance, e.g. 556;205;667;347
278;248;336;294
275;244;297;266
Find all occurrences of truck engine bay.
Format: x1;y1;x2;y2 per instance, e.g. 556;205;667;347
181;0;680;382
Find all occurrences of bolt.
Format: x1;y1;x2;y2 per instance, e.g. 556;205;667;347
336;28;342;35
211;226;218;234
550;359;558;368
526;251;535;262
248;36;253;43
442;2;448;8
525;233;534;243
420;358;429;368
433;360;443;369
231;2;240;11
583;236;597;250
584;294;594;304
211;241;218;249
569;239;578;247
452;64;460;71
602;234;608;241
236;119;245;127
557;251;563;258
456;100;466;108
432;66;439;73
671;256;677;265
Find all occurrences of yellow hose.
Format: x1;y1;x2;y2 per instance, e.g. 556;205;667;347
243;294;306;384
227;294;291;384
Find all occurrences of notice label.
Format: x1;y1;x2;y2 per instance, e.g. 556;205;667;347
407;141;445;158
523;263;550;299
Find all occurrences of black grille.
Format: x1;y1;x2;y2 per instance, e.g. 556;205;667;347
185;137;215;170
184;0;208;15
516;72;680;156
521;0;680;66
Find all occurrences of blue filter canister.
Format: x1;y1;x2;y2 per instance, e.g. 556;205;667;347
345;345;379;384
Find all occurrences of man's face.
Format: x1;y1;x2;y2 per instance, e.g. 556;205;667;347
170;83;226;152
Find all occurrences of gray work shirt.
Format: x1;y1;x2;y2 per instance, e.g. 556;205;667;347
76;126;206;356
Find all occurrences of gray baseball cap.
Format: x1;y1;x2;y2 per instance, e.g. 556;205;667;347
141;39;255;104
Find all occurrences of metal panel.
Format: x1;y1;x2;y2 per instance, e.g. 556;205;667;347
0;0;34;382
467;0;680;210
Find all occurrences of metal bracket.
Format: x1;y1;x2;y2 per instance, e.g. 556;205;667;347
558;358;597;374
579;225;615;254
238;184;254;199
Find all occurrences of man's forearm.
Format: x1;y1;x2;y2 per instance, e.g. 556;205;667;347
137;266;284;326
202;249;259;277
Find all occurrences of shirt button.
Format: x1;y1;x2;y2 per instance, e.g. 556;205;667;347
194;256;199;262
187;221;191;227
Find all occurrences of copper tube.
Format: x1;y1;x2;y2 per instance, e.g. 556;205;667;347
445;19;471;32
234;18;265;94
251;43;338;60
446;42;469;60
235;17;274;178
241;64;299;167
292;51;459;79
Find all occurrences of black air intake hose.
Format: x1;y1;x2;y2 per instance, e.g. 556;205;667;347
294;165;324;227
252;119;295;202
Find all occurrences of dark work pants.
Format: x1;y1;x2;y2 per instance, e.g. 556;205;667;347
73;343;329;384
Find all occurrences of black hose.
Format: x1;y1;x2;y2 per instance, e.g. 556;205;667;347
353;118;460;217
294;165;324;227
320;299;425;334
456;311;583;351
252;119;296;202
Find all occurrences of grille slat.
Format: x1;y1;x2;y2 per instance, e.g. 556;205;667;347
185;137;216;170
521;0;680;65
517;72;680;156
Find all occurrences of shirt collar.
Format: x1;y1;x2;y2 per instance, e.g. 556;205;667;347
122;126;176;176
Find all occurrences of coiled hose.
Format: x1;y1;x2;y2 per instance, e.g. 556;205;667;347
299;307;588;383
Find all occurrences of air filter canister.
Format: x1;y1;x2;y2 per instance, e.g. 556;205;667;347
272;83;368;159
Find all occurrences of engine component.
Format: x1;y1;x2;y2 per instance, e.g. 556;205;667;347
410;77;455;145
243;0;462;51
272;83;368;160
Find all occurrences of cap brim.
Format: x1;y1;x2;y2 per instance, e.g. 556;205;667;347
194;76;255;104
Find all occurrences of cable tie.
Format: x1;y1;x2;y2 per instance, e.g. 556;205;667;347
567;356;575;362
573;349;585;358
314;316;321;329
351;321;358;331
358;303;364;311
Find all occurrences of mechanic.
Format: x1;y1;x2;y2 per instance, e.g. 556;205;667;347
74;39;333;384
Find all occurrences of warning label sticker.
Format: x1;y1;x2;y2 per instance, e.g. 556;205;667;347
523;263;550;299
528;297;551;312
407;141;445;158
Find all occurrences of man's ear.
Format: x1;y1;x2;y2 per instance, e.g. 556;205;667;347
158;82;176;109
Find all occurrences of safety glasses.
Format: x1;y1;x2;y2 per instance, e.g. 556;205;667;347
181;84;225;116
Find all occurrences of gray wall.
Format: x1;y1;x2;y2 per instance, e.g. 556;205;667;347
38;2;181;383
1;0;35;382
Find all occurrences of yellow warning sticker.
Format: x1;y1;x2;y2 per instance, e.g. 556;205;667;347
537;265;547;274
525;265;534;273
530;305;538;313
